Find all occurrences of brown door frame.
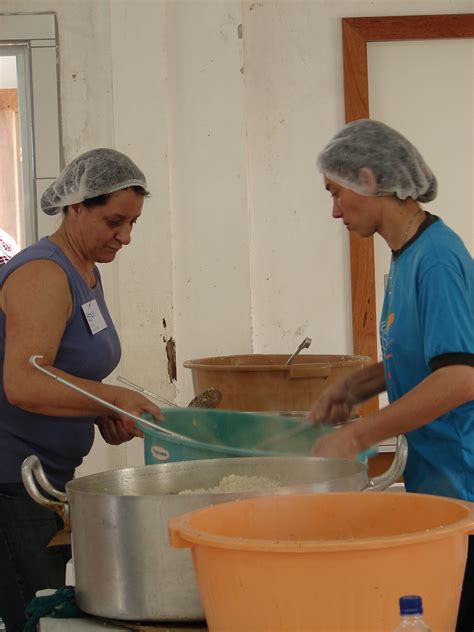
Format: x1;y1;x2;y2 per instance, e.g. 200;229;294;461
342;13;474;415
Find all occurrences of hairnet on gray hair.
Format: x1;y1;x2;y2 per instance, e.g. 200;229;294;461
41;148;147;215
317;119;437;203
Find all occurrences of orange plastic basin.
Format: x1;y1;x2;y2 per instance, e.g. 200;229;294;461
169;492;474;631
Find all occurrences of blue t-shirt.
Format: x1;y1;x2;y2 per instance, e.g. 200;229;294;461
380;215;474;501
0;237;121;489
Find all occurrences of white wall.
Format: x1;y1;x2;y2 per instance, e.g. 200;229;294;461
0;0;472;476
165;0;253;391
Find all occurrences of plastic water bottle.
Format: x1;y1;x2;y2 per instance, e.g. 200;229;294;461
393;595;432;631
0;617;6;631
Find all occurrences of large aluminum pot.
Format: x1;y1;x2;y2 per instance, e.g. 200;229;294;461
22;438;406;622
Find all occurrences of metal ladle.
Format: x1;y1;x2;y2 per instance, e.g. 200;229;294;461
117;376;222;409
285;337;312;365
29;355;193;441
188;387;222;408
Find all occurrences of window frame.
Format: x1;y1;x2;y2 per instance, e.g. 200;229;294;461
0;13;62;245
342;13;474;415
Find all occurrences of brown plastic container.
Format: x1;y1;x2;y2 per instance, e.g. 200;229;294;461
183;354;370;411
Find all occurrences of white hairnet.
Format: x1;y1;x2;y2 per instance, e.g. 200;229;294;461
317;119;437;202
41;148;147;215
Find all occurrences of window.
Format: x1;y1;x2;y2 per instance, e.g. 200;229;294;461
0;13;61;247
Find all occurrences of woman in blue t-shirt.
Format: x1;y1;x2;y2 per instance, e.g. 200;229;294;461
309;119;473;632
0;149;163;632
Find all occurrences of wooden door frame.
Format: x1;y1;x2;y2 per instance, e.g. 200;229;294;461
342;13;474;414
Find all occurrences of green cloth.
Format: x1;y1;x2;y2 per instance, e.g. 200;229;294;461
24;586;85;631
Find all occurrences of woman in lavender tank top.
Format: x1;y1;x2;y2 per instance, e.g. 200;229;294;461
0;149;163;632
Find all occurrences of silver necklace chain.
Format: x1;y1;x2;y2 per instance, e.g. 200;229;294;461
387;206;424;300
400;206;423;250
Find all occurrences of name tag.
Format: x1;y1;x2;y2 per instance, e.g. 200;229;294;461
81;299;107;335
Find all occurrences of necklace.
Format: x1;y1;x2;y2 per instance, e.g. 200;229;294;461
399;206;423;250
386;206;424;311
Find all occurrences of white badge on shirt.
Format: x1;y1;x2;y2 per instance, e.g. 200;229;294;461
81;299;108;335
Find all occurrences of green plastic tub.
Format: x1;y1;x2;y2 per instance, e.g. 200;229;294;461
137;409;376;464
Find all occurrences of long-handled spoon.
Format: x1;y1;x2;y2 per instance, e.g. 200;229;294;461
285;337;312;365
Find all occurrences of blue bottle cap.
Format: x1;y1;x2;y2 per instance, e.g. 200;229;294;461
400;595;423;615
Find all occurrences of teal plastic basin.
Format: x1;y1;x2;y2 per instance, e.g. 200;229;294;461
137;408;376;464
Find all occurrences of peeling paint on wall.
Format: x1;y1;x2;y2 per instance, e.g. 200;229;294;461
165;337;177;383
294;322;309;337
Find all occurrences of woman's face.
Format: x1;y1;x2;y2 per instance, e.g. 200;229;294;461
76;188;144;263
324;176;380;238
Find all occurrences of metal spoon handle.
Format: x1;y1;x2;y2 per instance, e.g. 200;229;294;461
117;376;180;408
29;355;186;439
286;337;312;365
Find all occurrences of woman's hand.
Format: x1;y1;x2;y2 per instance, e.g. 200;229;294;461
112;387;163;426
312;426;360;460
308;362;386;426
97;387;165;445
308;380;355;425
96;415;143;445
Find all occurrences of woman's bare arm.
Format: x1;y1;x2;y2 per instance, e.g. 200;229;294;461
313;364;474;458
1;260;161;422
309;361;387;423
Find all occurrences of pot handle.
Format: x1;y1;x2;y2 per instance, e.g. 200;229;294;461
288;365;331;379
365;435;408;491
21;455;70;530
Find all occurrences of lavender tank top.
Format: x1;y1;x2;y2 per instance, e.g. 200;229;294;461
0;237;121;489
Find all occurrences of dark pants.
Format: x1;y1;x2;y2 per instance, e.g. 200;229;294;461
457;535;474;632
0;483;70;632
